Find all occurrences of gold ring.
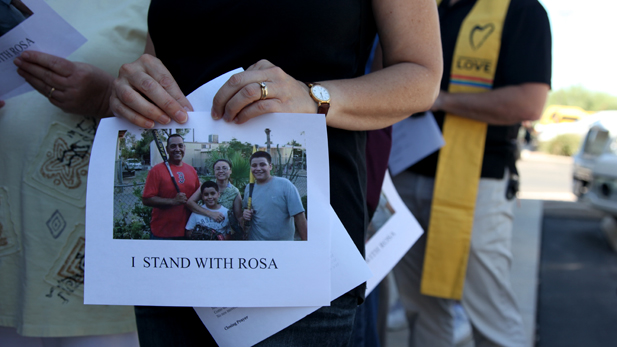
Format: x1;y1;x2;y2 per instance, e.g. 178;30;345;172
48;87;56;99
259;82;268;100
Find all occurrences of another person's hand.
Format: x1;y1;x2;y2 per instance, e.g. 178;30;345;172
173;192;188;205
110;54;192;128
212;60;316;124
14;51;114;117
210;212;225;223
243;209;253;221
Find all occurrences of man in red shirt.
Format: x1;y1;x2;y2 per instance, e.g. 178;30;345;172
142;134;200;239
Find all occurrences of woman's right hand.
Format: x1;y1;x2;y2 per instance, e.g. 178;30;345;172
109;54;193;128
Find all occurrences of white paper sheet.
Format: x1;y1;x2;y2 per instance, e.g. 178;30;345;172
194;206;372;347
84;112;332;307
0;0;86;99
364;172;423;294
388;112;444;177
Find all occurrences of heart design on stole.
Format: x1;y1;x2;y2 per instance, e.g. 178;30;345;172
469;23;495;50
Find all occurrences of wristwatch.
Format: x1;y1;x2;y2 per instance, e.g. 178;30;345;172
307;83;331;116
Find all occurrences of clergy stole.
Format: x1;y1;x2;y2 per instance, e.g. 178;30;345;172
421;0;510;299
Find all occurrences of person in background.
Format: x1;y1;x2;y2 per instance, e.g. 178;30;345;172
0;0;149;345
391;0;551;345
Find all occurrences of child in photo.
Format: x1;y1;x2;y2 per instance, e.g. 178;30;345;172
185;181;231;240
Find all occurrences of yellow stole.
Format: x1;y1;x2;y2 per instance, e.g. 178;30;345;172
421;0;510;300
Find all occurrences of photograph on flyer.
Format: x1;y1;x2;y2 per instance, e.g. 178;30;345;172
113;128;308;242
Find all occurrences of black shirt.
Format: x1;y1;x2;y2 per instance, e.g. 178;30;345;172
148;0;377;301
410;0;552;178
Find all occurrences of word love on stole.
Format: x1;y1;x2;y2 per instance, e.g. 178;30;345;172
132;256;278;270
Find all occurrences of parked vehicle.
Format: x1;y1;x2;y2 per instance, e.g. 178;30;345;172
123;158;143;173
572;112;617;216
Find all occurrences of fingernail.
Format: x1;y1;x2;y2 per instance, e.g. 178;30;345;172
184;106;191;112
144;120;155;128
234;118;241;124
175;110;188;123
159;115;171;124
13;58;21;66
21;52;29;59
211;107;220;120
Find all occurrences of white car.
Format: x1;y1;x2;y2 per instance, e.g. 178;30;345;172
572;112;617;216
123;158;143;173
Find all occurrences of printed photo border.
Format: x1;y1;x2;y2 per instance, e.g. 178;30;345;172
85;113;331;307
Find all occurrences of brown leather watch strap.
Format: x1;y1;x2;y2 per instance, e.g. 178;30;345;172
317;103;329;116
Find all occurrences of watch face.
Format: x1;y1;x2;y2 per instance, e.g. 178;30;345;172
312;85;330;102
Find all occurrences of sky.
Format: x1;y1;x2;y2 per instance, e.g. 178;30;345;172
539;0;617;95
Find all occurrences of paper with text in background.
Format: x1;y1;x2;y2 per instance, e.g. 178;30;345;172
388;111;444;177
365;172;423;294
0;0;86;99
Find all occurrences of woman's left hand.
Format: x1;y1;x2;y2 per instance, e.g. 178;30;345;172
14;51;114;117
211;60;317;124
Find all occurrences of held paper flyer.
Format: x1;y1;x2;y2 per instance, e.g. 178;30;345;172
194;207;372;347
364;172;423;294
0;0;86;99
195;172;423;346
84;113;331;307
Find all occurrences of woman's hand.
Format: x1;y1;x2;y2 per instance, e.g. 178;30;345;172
212;60;316;124
109;54;193;128
14;51;114;117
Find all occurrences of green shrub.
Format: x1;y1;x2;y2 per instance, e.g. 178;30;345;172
538;134;582;156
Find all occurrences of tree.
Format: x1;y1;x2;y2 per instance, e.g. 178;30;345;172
119;132;137;159
547;85;617;112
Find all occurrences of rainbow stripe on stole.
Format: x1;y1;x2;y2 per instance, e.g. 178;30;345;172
421;0;511;300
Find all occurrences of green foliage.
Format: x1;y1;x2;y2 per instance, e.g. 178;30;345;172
538;134;582;157
547;85;617;112
113;184;152;239
119;132;137;159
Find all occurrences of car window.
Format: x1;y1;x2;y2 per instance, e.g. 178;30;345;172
583;128;610;156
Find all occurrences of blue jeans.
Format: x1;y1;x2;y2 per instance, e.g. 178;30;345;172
351;286;381;347
256;293;358;347
134;306;217;347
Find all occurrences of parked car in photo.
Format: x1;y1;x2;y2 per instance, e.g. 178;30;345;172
123;158;143;173
572;112;617;216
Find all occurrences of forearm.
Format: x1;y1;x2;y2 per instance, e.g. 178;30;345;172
433;83;549;125
142;196;179;207
294;213;308;241
185;199;217;218
321;62;441;131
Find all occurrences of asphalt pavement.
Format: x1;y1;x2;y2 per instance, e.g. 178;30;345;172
386;151;617;347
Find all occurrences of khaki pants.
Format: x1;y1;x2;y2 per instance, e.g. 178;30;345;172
392;171;525;347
